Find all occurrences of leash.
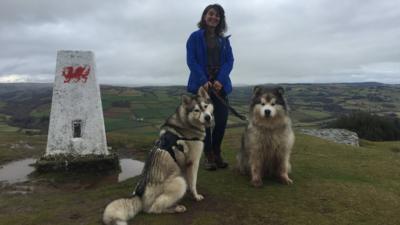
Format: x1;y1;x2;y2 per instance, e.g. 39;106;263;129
209;87;247;121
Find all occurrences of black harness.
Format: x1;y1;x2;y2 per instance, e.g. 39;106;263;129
133;131;203;197
156;131;202;161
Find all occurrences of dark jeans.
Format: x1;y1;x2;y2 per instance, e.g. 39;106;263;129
204;90;229;157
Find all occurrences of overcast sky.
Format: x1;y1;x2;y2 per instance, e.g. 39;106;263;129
1;0;400;85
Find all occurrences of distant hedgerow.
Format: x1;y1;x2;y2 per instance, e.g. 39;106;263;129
111;100;131;108
8;115;49;133
327;111;400;141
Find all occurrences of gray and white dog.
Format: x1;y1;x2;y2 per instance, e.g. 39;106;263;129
237;86;294;188
103;87;213;225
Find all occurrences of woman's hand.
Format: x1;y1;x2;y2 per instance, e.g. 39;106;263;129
213;81;223;91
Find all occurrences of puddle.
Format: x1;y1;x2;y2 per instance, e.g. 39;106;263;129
0;158;144;185
0;158;36;184
118;158;144;182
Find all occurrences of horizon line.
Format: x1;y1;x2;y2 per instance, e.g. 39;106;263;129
0;81;399;87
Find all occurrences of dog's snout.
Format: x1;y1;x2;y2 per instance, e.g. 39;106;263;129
204;114;211;122
264;109;271;117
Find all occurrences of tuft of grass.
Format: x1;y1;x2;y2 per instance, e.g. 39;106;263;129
390;147;400;153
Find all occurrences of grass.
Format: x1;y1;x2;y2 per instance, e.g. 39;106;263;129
0;123;19;133
298;109;332;119
0;114;19;133
29;103;50;117
0;132;46;164
104;118;151;132
1;128;400;225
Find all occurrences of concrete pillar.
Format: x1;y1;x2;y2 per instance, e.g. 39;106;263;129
46;50;108;155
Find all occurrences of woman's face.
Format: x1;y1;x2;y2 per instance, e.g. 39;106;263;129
204;8;220;28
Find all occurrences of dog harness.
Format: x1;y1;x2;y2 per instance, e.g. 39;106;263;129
157;131;202;162
133;131;202;197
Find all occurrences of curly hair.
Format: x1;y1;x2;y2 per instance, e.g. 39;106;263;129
197;4;227;36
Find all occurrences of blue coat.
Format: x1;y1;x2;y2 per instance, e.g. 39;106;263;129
186;29;234;95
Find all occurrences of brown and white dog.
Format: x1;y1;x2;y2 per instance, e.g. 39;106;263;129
237;86;294;187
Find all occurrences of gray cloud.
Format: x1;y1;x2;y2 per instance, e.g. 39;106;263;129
1;0;399;85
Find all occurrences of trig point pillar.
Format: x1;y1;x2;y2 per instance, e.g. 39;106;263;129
36;50;118;172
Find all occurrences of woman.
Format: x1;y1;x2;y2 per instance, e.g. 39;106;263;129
186;4;234;171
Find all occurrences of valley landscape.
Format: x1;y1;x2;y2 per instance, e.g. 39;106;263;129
0;82;399;225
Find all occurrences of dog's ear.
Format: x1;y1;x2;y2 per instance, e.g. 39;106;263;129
181;95;192;106
197;86;210;99
253;85;263;96
275;86;285;96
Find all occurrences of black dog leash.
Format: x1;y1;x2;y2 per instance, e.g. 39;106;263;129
207;67;246;121
209;87;247;121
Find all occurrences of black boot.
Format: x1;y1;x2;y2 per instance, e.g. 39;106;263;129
204;152;217;171
214;155;228;169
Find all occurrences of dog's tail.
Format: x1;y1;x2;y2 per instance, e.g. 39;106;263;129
103;195;143;225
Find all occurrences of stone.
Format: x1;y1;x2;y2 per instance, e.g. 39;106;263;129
299;128;359;147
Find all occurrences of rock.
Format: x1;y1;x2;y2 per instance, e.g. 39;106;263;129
299;128;359;147
23;144;35;150
2;184;35;195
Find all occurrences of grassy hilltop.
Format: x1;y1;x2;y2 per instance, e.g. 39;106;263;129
0;83;400;224
0;129;399;225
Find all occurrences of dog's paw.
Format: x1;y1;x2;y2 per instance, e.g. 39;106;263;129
175;205;187;213
193;194;204;201
280;174;293;185
251;179;263;188
282;178;293;185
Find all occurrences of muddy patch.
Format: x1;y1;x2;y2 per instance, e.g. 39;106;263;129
118;158;143;182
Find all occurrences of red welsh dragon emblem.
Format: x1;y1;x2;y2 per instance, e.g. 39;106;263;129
62;65;90;83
